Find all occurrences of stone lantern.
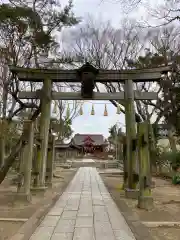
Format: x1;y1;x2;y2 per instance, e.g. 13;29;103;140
77;62;99;99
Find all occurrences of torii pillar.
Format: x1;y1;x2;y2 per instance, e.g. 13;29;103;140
35;78;52;189
124;79;139;199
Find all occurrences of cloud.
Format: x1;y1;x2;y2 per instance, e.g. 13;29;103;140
72;100;125;137
83;123;93;127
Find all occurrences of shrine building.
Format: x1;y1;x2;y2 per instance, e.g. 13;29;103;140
55;134;108;162
72;134;108;154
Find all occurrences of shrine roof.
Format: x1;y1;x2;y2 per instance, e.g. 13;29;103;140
72;134;107;146
55;141;81;149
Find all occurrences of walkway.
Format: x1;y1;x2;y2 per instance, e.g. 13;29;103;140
82;159;95;163
30;167;136;240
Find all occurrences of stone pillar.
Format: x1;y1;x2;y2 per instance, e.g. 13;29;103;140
124;79;139;199
137;122;153;210
0;119;6;167
32;144;39;187
23;121;34;198
0;137;5;167
36;78;52;189
17;120;34;201
31;144;37;187
46;135;55;187
17;146;25;192
123;141;128;188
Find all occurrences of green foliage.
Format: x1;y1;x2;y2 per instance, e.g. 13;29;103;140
172;174;180;185
150;145;164;168
127;49;180;69
108;125;118;141
150;146;180;172
161;151;180;185
127;46;180;134
0;4;42;30
44;0;80;31
0;120;20;152
0;1;80;65
59;119;73;141
152;124;159;140
152;124;168;140
108;124;118;144
51;118;73;142
6;122;20;149
0;3;52;64
108;124;124;145
162;151;180;171
0;0;80;183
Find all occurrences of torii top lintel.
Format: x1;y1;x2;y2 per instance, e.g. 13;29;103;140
8;63;172;83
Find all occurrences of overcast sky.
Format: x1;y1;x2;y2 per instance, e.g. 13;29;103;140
62;0;160;138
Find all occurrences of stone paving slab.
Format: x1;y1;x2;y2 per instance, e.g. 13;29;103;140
29;167;136;240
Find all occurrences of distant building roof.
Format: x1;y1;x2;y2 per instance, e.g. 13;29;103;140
55;141;81;149
72;134;107;146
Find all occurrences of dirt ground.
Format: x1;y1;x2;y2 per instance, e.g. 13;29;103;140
101;173;180;240
0;167;76;240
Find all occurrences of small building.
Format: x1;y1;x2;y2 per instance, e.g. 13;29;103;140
55;142;82;163
72;134;108;157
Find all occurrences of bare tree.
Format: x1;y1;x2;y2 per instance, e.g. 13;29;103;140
133;0;180;27
101;0;143;12
150;0;180;25
62;17;145;121
106;0;180;26
64;17;143;69
62;18;180;156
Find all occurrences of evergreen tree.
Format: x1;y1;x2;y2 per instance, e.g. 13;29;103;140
0;0;80;184
127;47;180;134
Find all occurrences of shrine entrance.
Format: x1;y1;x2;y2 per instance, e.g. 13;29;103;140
83;136;95;153
9;62;171;210
82;136;104;154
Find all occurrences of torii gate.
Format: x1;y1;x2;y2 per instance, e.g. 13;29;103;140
9;63;171;209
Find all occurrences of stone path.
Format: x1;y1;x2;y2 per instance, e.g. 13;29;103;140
82;159;95;163
30;167;136;240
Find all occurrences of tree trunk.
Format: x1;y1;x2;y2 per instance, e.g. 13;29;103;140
0;131;5;168
0;87;8;167
0;138;25;184
0;63;9;167
0;107;41;184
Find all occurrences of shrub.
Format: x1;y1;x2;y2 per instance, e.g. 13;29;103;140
162;151;180;171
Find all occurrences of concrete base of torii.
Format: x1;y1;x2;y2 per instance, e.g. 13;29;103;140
138;196;154;210
30;186;48;192
125;188;139;199
15;189;32;202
